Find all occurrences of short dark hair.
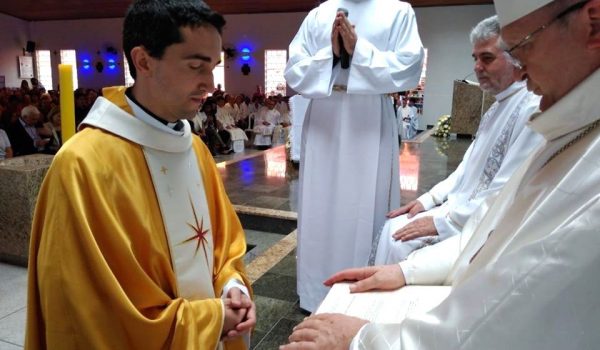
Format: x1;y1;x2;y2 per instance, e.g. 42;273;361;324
123;0;226;80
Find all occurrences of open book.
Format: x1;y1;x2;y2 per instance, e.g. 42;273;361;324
316;283;451;323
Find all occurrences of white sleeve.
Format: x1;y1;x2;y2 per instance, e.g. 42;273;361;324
352;199;600;349
284;10;336;98
399;234;462;285
347;5;424;94
220;279;250;299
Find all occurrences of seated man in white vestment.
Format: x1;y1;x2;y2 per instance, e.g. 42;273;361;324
234;95;250;130
216;95;248;147
282;0;600;348
272;109;292;145
253;98;280;147
372;15;544;265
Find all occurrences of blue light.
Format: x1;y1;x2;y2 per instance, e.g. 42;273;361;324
107;58;116;70
82;58;91;70
241;47;251;62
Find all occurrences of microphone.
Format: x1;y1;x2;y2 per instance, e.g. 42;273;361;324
461;71;475;83
337;8;350;69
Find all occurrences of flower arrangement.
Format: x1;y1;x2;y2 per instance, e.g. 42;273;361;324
433;114;452;138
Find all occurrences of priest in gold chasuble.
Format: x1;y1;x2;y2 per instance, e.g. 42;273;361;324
25;1;255;349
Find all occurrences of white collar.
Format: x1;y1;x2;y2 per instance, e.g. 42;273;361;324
494;80;526;103
529;68;600;141
81;97;192;153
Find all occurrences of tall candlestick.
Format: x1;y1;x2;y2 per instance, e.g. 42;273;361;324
59;64;76;143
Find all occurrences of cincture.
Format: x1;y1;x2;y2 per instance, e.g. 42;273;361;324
332;84;347;92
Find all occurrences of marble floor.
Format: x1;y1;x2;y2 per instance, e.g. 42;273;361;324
0;134;471;350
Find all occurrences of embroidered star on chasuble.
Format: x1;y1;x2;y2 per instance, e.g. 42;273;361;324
179;194;211;266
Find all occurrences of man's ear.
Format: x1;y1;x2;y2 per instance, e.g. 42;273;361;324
585;0;600;49
513;66;527;82
130;46;153;77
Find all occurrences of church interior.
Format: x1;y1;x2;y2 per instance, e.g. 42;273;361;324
1;0;497;349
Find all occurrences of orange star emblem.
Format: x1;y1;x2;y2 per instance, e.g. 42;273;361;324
179;194;210;265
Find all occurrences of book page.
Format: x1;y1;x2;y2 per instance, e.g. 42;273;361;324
316;283;451;323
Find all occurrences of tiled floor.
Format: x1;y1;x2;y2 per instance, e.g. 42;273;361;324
0;135;471;350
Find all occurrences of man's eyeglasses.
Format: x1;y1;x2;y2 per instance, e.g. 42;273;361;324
504;0;589;66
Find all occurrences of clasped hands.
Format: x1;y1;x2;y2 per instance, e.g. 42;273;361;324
222;287;256;341
280;265;406;349
331;10;357;58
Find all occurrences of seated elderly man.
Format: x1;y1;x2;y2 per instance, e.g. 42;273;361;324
282;0;600;348
7;105;50;156
371;15;543;265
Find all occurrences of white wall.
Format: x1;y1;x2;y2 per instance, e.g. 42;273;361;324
415;5;495;127
0;13;30;88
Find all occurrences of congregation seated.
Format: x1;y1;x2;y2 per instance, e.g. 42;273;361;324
0;81;289;158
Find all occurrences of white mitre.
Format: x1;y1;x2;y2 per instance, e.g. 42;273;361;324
494;0;554;26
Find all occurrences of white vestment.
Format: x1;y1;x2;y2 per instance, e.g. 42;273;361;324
276;101;289;117
373;81;543;264
284;0;424;311
253;108;280;146
236;102;249;122
223;102;234;117
216;106;247;141
350;68;600;350
190;111;207;134
248;103;263;115
289;95;311;162
399;105;418;139
273;112;292;145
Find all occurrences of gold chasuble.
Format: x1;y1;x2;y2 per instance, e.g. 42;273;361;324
25;87;251;350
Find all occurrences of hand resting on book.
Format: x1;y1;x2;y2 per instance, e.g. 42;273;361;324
324;264;406;293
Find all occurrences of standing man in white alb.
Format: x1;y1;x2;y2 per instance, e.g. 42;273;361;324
282;0;600;348
284;0;424;312
372;15;543;265
399;98;418;139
